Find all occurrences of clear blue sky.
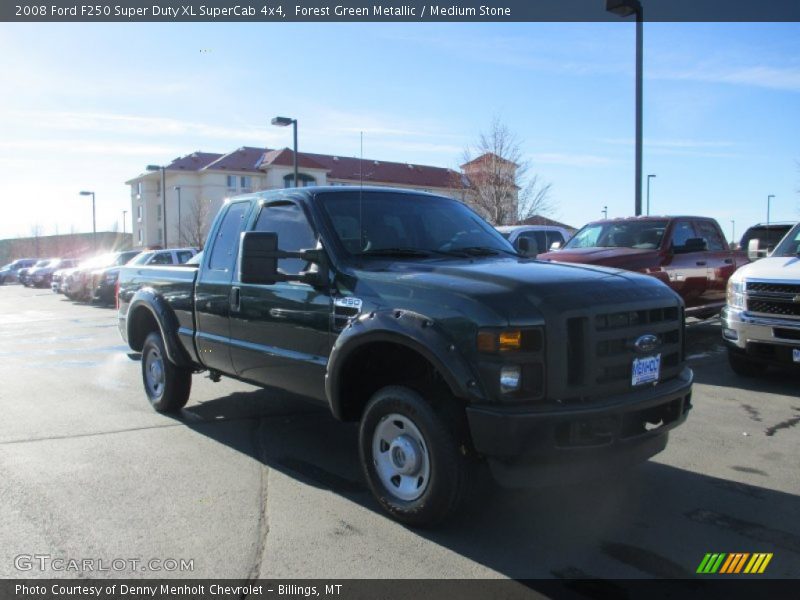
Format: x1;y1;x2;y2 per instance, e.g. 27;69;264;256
1;22;798;243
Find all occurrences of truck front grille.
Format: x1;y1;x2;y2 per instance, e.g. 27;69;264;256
558;303;683;404
746;279;800;320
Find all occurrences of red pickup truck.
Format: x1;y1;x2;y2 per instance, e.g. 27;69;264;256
538;216;749;317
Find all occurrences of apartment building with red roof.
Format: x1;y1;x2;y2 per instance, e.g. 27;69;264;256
126;146;512;248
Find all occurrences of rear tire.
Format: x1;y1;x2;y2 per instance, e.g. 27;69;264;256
728;348;768;377
141;332;191;412
359;385;472;526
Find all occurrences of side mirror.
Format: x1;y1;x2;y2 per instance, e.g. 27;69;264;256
240;231;279;285
549;241;562;251
676;237;707;254
239;231;329;287
516;237;532;257
747;238;764;261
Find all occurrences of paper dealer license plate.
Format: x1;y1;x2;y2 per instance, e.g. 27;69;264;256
632;354;661;386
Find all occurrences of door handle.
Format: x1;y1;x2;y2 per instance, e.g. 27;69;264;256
230;286;241;312
723;258;734;264
696;261;707;266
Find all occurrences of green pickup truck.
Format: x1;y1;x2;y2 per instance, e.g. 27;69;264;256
118;187;693;525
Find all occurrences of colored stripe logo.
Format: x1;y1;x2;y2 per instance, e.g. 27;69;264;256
696;553;773;574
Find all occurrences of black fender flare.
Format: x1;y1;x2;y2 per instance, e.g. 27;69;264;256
126;288;193;369
325;309;485;421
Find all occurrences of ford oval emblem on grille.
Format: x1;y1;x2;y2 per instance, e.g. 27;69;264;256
634;334;660;353
793;295;800;304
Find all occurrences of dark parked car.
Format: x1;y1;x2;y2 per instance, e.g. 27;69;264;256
118;187;692;526
30;258;79;288
0;258;37;285
20;259;57;287
739;222;795;259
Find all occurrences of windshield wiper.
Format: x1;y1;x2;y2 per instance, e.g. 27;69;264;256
360;248;432;258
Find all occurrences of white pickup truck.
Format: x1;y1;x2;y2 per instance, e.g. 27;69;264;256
722;222;800;375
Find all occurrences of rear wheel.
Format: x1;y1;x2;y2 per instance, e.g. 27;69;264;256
728;348;768;377
359;385;472;526
141;332;191;412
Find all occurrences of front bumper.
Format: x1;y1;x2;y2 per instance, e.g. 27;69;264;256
721;306;800;365
466;367;693;488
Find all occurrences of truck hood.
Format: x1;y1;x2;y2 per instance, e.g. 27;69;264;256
538;246;659;268
350;257;678;326
736;255;800;280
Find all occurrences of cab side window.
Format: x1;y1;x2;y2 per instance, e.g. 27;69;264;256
670;220;697;251
254;202;316;275
694;220;725;252
208;201;250;272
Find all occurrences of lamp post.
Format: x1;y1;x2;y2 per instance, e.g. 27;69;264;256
174;186;182;246
767;194;775;225
606;0;644;216
79;191;97;250
146;164;167;247
122;210;127;235
730;219;735;248
271;116;298;187
646;174;656;215
602;205;608;219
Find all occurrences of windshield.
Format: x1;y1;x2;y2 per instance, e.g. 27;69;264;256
770;224;800;256
565;220;668;250
316;191;515;258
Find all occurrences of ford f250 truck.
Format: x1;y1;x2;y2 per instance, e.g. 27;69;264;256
118;187;693;525
539;216;749;317
722;222;800;375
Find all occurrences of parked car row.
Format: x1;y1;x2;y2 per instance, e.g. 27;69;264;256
0;247;199;306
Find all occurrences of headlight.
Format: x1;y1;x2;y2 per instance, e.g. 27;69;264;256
726;278;746;310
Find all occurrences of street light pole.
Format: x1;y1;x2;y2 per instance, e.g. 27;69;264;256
646;174;656;215
79;191;97;251
730;219;735;247
146;165;168;247
175;186;182;246
271;116;298;187
767;194;775;225
602;205;608;219
606;0;644;216
122;210;127;235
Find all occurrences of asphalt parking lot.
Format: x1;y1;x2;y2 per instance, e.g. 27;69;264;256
0;284;798;582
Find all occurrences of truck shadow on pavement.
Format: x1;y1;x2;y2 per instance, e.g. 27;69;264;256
166;385;800;580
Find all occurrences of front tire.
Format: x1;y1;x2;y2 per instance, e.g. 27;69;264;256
141;332;191;412
728;348;768;377
359;386;471;526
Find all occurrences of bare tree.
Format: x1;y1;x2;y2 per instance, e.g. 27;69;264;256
459;117;553;225
180;196;211;250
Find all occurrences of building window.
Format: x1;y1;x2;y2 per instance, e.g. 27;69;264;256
135;182;143;198
226;175;237;191
283;173;316;188
137;229;143;244
137;205;143;222
156;181;161;197
157;228;163;243
240;176;252;192
156;205;162;221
